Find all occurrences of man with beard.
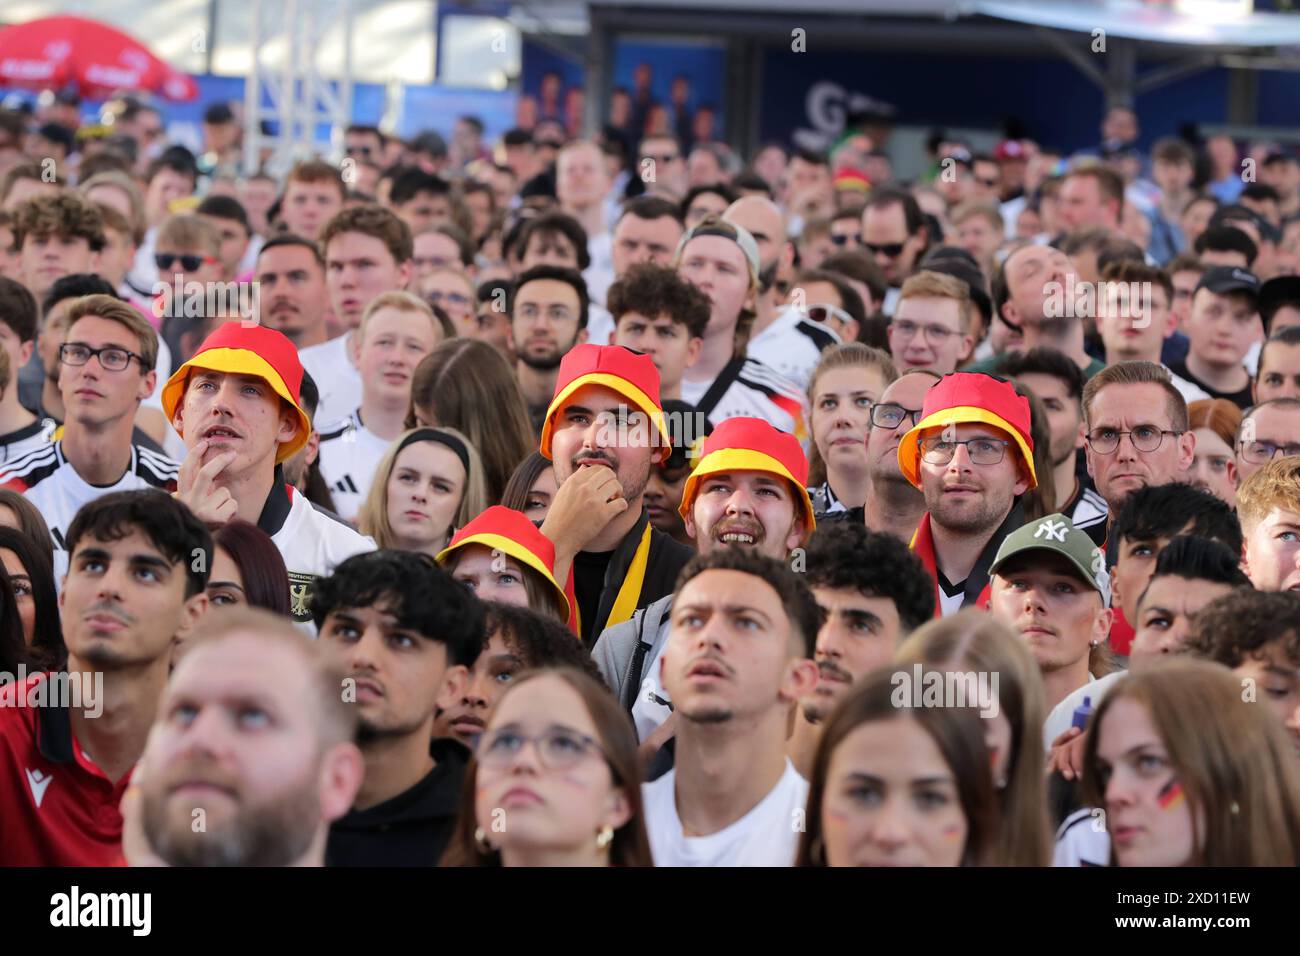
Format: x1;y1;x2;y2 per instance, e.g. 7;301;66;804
509;265;589;436
899;372;1037;617
314;551;484;866
539;344;693;647
724;196;839;393
255;235;331;350
642;549;819;866
861;369;939;542
786;522;935;777
998;348;1108;545
0;491;210;865
593;416;815;751
127;607;364;867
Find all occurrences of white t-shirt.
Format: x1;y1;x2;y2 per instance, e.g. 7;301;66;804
299;333;362;426
585;303;615;346
642;760;808;867
316;410;393;522
584;232;615;308
746;305;840;394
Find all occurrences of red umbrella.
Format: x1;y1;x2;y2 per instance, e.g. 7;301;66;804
0;15;197;102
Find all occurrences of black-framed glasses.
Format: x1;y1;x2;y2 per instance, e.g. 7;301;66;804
155;252;212;272
919;436;1010;466
1086;426;1182;455
864;241;906;257
871;402;921;429
477;726;607;772
1238;439;1300;464
830;233;859;247
59;343;143;372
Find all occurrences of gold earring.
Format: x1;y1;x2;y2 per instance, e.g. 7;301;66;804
474;826;493;854
596;825;614;850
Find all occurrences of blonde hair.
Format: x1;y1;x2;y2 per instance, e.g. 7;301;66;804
358;289;443;343
806;343;898;487
63;293;159;371
895;609;1051;867
157;213;220;258
898;269;973;332
1237;455;1300;535
358;426;490;549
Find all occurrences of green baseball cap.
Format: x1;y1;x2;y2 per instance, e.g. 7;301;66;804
989;513;1111;607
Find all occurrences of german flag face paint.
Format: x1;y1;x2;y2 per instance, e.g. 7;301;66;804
1156;777;1185;811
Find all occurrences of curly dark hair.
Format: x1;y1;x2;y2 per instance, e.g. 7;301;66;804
13;192;106;252
483;601;605;685
1184;589;1300;670
311;549;485;667
607;262;711;339
803;522;936;633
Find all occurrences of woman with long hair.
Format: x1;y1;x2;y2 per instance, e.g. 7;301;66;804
0;560;32;676
1081;658;1300;866
208;520;292;616
408;339;535;505
806;343;897;519
436;506;571;623
358;427;490;555
500;450;558;523
796;668;999;867
894;609;1051;866
0;527;63;668
0;489;55;568
441;667;653;867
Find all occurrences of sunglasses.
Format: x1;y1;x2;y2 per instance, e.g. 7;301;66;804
806;303;854;328
155;252;215;272
830;233;859;247
864;242;906;257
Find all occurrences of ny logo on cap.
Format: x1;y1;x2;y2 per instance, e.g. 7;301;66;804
1034;519;1069;543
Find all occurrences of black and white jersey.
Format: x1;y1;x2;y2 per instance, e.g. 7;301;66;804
316;410;392;524
0;441;178;583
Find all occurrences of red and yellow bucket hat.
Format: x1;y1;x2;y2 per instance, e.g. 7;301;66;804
539;344;671;460
678;416;815;530
161;321;311;464
435;505;571;620
897;372;1036;490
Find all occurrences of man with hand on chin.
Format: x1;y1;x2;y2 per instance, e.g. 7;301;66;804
164;322;372;628
538;343;693;647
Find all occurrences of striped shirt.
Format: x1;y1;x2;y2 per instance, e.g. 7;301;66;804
0;441;178;584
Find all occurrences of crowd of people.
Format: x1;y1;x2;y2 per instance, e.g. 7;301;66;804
0;92;1298;868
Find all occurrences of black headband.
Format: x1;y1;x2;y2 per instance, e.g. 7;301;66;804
394;428;470;475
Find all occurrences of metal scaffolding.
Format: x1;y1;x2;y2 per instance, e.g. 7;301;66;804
242;0;356;177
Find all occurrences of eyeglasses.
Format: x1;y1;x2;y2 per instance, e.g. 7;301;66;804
155;252;215;272
59;343;143;372
426;290;472;308
477;726;607;772
1086;426;1183;455
1238;439;1300;464
806;303;853;328
864;241;906;257
829;233;859;247
919;436;1010;466
870;402;922;429
890;319;959;344
641;152;679;165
